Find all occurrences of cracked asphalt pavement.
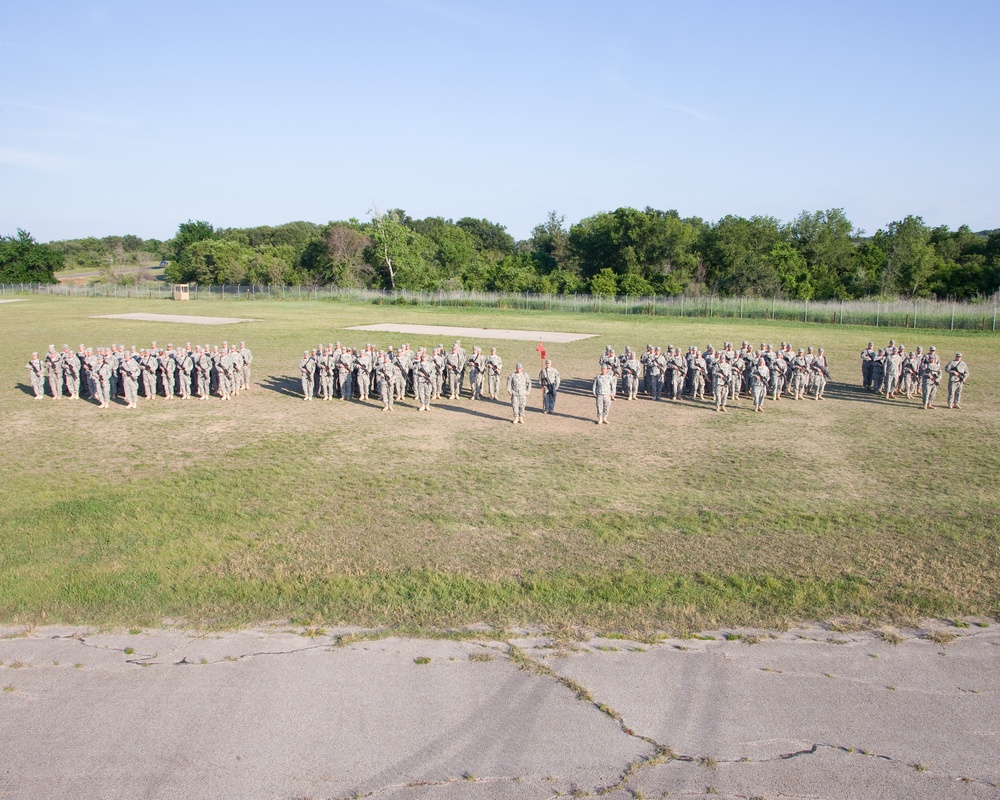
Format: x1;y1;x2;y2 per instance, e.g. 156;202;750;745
1;623;998;799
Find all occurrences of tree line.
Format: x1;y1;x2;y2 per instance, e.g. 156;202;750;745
6;208;1000;300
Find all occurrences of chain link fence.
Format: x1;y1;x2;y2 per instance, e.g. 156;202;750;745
4;282;998;332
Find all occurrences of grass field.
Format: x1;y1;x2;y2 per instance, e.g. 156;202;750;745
1;296;997;635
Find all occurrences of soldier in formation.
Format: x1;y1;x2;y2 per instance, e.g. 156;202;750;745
28;340;251;407
859;340;968;410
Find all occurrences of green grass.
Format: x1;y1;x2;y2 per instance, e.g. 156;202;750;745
0;295;998;633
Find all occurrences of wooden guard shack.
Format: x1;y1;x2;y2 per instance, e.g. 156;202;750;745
172;283;190;301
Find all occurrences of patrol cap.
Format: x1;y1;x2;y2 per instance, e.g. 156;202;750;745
956;352;962;358
515;362;522;369
929;345;936;351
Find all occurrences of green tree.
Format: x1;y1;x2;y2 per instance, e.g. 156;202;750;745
530;211;573;273
618;273;655;297
456;217;516;255
486;253;540;293
588;267;618;297
364;209;438;290
171;220;215;260
789;209;858;298
702;215;784;296
0;230;62;283
880;216;937;297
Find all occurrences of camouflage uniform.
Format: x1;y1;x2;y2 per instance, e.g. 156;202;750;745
505;366;531;424
946;354;969;409
593;368;613;424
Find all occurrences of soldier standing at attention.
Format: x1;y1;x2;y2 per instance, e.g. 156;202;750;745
356;346;373;402
538;359;561;414
649;346;665;401
415;353;435;411
711;354;732;412
860;342;876;389
61;344;79;399
377;352;400;412
505;363;531;424
810;348;829;399
790;348;809;400
485;347;503;400
120;350;141;409
230;345;244;397
454;340;468;395
195;346;211;400
239;341;253;391
751;356;770;412
44;345;62;399
176;346;193;400
337;346;355;401
95;349;113;409
689;347;708;400
467;346;486;400
920;346;942;409
593;364;614;424
445;345;463;400
26;352;44;398
945;352;969;409
300;350;315;401
432;346;446;400
161;344;177;399
622;348;641;400
667;346;687;400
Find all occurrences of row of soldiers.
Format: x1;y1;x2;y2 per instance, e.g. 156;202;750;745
598;341;831;412
860;341;970;409
298;341;507;410
26;341;253;408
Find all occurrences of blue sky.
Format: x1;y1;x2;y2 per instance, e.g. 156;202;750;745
2;0;998;243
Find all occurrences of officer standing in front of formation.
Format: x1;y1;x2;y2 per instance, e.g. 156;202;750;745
945;352;969;409
538;359;560;414
26;352;44;398
920;346;942;409
505;362;530;424
593;364;614;424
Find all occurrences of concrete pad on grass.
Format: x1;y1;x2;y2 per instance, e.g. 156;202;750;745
345;323;596;343
91;312;257;325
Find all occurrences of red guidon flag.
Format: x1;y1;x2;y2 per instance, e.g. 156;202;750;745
536;341;546;361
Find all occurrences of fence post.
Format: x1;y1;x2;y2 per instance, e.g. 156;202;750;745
876;302;880;327
993;305;997;332
951;304;955;330
913;301;917;330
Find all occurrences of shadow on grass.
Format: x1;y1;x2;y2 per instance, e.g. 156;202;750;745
14;382;39;398
261;374;303;398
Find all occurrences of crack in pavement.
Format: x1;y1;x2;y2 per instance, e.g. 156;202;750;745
504;646;1000;796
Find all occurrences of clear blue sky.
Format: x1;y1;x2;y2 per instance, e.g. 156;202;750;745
2;0;998;243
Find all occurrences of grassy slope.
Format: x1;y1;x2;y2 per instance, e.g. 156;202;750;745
1;296;997;633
